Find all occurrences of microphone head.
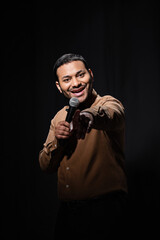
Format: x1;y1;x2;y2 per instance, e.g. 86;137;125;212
69;97;80;108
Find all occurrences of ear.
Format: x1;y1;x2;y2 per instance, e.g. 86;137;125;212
88;69;94;80
56;81;62;93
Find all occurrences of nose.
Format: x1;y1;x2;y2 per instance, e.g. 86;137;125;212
71;77;80;88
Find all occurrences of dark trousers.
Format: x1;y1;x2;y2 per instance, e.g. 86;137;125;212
54;191;128;240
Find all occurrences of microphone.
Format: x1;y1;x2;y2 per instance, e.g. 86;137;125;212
65;97;80;123
59;98;79;146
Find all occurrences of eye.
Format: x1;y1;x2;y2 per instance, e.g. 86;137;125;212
78;72;85;78
63;78;70;82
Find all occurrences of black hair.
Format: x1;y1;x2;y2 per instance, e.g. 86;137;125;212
53;53;89;81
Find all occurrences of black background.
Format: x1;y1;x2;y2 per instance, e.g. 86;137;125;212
2;1;160;239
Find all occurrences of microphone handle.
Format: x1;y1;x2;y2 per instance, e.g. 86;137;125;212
59;106;77;146
65;106;77;123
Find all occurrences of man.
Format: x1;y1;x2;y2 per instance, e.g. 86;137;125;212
39;53;128;239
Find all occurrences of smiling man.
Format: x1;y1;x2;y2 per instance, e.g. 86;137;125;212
39;53;128;239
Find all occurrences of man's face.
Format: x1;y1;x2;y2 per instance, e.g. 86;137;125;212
56;61;93;104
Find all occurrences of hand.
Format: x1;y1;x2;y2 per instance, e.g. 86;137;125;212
55;121;71;140
72;110;94;139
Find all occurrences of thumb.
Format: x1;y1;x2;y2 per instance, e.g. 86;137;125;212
72;109;80;130
87;120;93;133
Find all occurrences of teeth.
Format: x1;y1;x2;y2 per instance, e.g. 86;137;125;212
74;90;81;93
72;87;85;93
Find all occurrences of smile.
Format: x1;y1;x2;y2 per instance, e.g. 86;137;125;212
70;85;86;97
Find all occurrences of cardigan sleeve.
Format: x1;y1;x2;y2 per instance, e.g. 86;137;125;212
39;118;66;173
82;95;125;131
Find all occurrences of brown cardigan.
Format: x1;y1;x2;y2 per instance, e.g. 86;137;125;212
39;90;128;200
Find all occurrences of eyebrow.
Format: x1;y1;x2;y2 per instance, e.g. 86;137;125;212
62;75;70;80
76;70;85;76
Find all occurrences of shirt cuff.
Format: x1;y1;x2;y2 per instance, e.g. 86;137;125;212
43;139;58;154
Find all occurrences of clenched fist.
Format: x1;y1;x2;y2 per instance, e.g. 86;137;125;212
72;110;94;139
55;121;71;140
